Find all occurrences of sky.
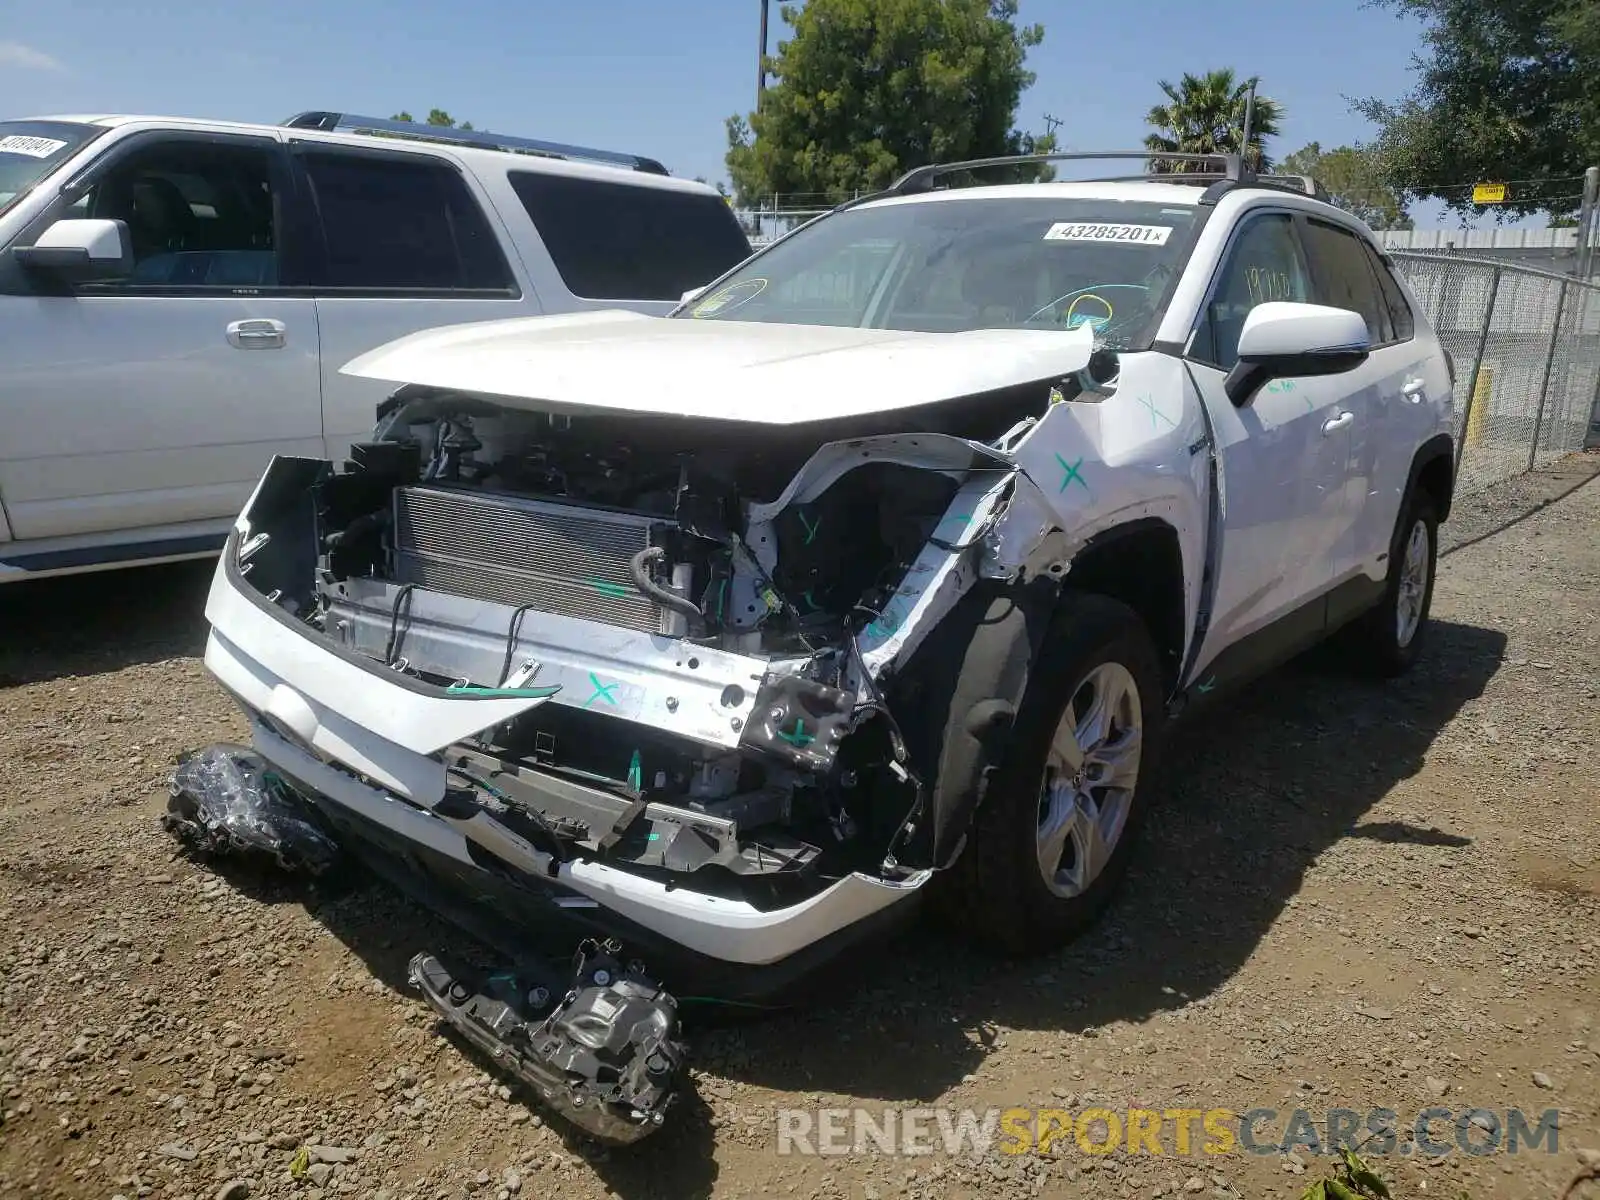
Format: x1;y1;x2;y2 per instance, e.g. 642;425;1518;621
0;0;1524;230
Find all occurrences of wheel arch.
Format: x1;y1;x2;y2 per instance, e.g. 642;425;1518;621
1407;432;1455;524
1058;517;1188;694
888;515;1189;873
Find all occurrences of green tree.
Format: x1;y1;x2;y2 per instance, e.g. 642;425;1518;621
1353;0;1598;220
390;109;474;130
1279;142;1415;230
1143;69;1284;173
725;0;1055;206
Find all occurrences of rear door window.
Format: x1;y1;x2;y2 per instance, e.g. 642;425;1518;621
509;172;752;301
299;150;514;292
1301;218;1391;345
1361;241;1416;342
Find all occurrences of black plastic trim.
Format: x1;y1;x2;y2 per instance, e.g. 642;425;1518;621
1179;574;1384;712
2;532;225;574
1404;432;1457;522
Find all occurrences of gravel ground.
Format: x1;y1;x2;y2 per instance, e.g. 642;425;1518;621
2;454;1598;1200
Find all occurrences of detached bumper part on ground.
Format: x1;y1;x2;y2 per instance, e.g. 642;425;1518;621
163;742;341;876
408;943;685;1144
163;740;690;1144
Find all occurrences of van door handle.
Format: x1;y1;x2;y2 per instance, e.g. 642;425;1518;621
226;318;286;350
1321;411;1354;436
1401;377;1427;402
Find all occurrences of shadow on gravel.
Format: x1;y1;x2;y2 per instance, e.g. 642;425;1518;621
1440;452;1600;557
175;617;1505;1197
0;558;213;687
182;852;725;1197
685;617;1508;1109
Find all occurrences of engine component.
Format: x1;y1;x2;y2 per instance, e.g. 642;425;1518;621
391;484;690;635
408;941;685;1144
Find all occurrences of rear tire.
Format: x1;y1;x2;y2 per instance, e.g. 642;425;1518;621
935;592;1165;956
1346;492;1438;678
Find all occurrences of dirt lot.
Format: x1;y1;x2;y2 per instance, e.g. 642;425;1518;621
2;456;1598;1200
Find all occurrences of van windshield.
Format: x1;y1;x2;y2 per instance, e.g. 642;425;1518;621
0;120;102;217
678;195;1203;349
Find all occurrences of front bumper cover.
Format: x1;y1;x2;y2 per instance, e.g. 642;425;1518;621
203;552;930;973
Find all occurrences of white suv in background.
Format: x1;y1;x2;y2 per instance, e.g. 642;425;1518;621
0;111;752;580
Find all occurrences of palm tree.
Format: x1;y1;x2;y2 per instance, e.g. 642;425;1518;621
1144;69;1284;175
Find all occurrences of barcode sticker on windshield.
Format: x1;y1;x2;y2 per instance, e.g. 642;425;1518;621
1044;222;1172;246
0;135;68;159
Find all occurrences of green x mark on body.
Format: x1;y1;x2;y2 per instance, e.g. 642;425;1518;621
582;671;621;709
1055;453;1089;494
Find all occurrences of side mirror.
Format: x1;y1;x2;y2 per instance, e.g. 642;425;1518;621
1224;301;1370;407
13;218;134;282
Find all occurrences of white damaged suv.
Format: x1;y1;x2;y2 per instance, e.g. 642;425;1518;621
199;151;1455;1021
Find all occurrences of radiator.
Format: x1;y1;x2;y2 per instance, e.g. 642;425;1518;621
390;485;674;634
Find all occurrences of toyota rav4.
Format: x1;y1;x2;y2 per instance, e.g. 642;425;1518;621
194;151;1455;1139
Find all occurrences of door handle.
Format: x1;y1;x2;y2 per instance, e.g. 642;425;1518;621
226;318;286;350
1401;378;1427;402
1321;411;1354;436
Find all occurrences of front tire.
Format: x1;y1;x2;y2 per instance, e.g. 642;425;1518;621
936;592;1165;955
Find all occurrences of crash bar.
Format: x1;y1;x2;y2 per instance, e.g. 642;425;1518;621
280;111;671;176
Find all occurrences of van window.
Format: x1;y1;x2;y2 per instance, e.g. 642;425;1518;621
66;138;283;289
301;151;514;291
509;172;752;301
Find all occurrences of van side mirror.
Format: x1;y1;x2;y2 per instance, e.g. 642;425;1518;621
13;218;134;282
1224;302;1370;406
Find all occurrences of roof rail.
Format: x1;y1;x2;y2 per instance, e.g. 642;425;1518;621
887;151;1248;195
279;111;671;176
1197;173;1328;204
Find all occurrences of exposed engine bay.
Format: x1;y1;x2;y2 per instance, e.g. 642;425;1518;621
231;377;1079;917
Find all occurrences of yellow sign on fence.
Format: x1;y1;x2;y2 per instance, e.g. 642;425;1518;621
1473;182;1508;204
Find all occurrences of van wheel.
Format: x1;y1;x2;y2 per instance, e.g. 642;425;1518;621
1347;492;1438;678
937;592;1164;955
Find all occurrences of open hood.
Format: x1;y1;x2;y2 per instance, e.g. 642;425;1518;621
340;309;1096;426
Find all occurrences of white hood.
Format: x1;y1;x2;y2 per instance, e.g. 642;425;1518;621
341;309;1095;426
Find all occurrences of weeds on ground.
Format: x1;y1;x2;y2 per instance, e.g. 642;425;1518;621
1298;1148;1400;1200
1300;1145;1600;1200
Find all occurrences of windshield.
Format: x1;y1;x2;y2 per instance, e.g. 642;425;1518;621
680;196;1203;348
0;120;102;218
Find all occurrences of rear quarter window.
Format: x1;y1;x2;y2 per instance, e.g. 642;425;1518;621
509;172;752;301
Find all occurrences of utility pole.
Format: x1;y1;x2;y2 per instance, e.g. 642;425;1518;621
1239;78;1258;172
757;0;770;112
1042;113;1064;139
1576;165;1599;280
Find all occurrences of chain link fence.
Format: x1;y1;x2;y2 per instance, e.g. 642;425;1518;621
1389;253;1600;496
